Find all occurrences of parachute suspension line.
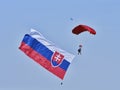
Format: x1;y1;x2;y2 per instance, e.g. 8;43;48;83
81;33;91;45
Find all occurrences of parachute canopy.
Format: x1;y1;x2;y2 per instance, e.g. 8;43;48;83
72;25;96;35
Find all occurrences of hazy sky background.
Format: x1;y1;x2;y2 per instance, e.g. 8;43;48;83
0;0;120;90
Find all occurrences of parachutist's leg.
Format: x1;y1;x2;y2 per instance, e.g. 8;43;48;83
78;51;81;55
78;49;81;55
80;51;81;55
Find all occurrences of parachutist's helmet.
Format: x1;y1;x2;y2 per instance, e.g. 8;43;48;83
79;45;82;47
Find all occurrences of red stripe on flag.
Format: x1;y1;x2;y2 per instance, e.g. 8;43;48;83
19;42;66;79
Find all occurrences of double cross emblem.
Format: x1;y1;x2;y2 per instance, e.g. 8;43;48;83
51;51;64;67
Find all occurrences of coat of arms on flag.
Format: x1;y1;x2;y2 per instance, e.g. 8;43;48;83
51;51;64;67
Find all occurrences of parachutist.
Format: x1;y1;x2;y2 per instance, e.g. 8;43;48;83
78;45;82;55
70;18;73;21
78;48;81;55
61;82;63;85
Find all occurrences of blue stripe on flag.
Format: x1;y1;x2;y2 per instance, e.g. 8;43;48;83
22;34;70;71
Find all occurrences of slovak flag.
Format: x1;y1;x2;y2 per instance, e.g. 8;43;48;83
19;29;75;80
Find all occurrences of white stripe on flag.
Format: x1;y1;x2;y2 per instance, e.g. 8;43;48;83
29;28;75;63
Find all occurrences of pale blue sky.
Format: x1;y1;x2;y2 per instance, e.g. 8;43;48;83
0;0;120;90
